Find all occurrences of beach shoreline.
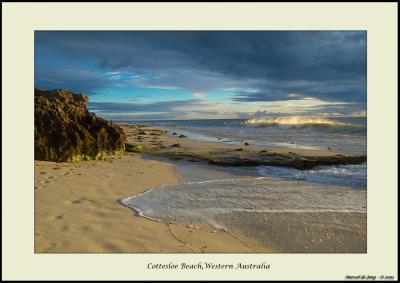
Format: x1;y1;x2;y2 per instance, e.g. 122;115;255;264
34;153;270;253
35;124;366;253
120;123;366;170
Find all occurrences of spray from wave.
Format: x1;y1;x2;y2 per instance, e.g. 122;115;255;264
244;116;351;127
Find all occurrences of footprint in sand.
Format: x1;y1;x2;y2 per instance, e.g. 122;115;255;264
72;197;90;204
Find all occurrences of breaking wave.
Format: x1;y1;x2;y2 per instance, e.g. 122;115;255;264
244;116;351;127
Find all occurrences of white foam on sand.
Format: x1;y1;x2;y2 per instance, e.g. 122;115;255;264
122;177;366;226
122;177;367;252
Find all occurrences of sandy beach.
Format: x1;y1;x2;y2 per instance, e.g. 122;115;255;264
35;124;366;253
35;153;271;253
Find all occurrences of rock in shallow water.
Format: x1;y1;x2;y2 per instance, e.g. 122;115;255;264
34;88;126;162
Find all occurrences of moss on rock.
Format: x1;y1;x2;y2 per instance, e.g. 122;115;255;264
125;143;145;153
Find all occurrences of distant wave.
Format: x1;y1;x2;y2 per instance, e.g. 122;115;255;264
244;116;351;127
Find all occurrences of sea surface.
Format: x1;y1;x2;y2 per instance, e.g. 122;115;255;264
139;116;367;154
122;116;367;189
120;116;367;252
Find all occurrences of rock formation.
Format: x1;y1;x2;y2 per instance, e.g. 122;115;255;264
35;88;126;161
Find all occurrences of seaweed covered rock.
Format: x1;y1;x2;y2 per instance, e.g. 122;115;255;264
35;88;126;161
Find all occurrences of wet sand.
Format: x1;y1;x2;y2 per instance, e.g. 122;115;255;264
122;172;367;253
222;210;366;253
35;153;270;253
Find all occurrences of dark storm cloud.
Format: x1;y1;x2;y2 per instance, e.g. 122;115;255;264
232;78;366;103
35;31;366;103
35;65;110;94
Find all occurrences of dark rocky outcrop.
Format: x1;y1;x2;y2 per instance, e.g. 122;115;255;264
158;150;367;170
35;88;126;162
204;152;367;170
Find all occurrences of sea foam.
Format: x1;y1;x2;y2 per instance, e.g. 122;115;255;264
121;177;367;252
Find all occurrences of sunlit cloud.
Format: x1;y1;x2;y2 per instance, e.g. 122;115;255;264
193;92;205;99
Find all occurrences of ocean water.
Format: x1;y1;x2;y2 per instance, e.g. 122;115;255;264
258;162;367;189
121;177;367;252
121;116;367;251
122;178;367;221
126;116;367;189
138;116;367;154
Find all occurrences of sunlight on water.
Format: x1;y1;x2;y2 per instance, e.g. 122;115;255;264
244;116;351;126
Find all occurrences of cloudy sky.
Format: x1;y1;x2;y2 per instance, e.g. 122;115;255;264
35;31;366;120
